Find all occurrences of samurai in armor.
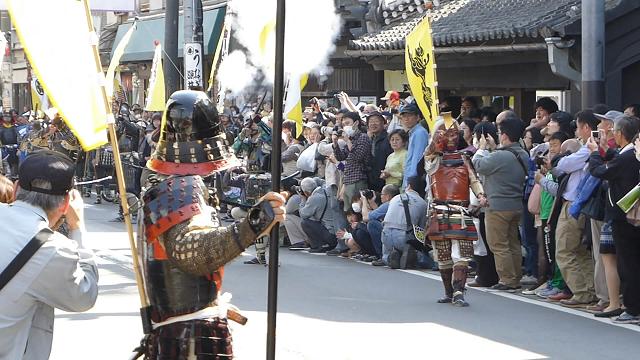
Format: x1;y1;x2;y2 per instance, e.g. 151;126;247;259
92;144;115;204
0;111;19;177
424;118;486;307
47;110;81;161
136;90;285;359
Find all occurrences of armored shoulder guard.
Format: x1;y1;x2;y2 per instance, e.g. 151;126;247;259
143;175;205;259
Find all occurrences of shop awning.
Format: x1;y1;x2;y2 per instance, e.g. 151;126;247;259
111;7;226;62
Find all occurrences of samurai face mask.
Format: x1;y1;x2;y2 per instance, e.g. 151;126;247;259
435;122;460;153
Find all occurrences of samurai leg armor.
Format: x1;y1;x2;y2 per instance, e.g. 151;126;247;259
452;265;469;307
94;184;103;204
458;239;475;262
437;268;454;304
432;239;455;303
244;235;268;265
255;235;267;264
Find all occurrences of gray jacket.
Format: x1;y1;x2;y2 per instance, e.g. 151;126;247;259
383;189;428;231
0;201;99;360
299;184;345;235
472;143;530;211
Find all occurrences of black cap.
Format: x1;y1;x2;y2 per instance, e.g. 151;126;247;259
19;150;75;195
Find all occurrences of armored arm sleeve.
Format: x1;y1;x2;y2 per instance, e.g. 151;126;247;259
163;218;258;276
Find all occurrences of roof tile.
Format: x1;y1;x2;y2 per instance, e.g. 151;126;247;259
352;0;621;51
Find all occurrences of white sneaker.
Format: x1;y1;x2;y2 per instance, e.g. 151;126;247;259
522;281;547;295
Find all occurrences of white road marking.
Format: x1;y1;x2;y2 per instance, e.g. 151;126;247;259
399;268;640;333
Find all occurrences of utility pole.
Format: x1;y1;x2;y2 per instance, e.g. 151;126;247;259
581;0;606;108
183;0;193;42
183;0;204;90
164;0;180;96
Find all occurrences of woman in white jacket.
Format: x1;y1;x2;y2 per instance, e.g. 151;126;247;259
318;125;342;187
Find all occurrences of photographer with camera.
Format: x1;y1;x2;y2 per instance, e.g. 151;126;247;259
281;120;305;177
298;178;339;253
545;110;600;307
379;176;428;269
285;181;311;250
360;184;400;263
530;132;571;299
333;112;371;212
317;125;339;186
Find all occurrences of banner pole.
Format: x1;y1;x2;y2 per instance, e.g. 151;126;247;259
266;0;286;358
81;0;149;312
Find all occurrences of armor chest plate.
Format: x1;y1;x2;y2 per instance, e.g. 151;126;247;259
145;256;217;323
431;153;470;203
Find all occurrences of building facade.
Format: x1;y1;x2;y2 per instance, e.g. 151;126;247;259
347;0;640;117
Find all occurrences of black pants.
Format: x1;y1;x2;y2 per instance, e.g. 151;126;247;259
474;212;499;286
353;227;377;256
537;219;551;283
612;219;640;316
301;218;337;250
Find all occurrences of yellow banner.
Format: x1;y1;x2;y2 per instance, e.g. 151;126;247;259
7;0;108;150
106;21;136;97
145;43;166;111
284;73;309;137
207;23;226;92
30;77;49;114
405;15;439;130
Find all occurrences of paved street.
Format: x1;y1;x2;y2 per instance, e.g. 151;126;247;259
51;200;640;360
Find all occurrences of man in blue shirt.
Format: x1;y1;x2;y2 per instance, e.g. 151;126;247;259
399;103;429;189
361;184;400;262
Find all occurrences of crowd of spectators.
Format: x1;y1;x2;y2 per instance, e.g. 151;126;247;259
218;91;640;324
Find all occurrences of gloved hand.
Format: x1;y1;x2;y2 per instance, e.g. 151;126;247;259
248;192;286;238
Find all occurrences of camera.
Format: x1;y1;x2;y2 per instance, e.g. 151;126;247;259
361;189;375;200
333;126;343;137
308;97;318;105
291;185;305;196
534;150;549;169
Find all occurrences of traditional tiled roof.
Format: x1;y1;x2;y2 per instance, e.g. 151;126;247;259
350;0;621;51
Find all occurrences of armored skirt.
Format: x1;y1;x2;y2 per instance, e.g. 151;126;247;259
429;206;478;242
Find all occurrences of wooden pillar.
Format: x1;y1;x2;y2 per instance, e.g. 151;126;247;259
514;89;536;122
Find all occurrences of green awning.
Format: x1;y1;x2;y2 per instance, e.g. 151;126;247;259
111;7;226;62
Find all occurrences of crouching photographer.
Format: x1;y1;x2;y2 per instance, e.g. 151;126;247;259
336;210;372;258
379;176;428;269
359;185;400;262
298;178;339;253
284;181;310;250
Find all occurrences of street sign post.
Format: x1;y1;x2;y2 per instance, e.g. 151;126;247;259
184;42;203;89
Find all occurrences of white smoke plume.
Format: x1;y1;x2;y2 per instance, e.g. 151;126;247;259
218;0;341;95
216;51;257;95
